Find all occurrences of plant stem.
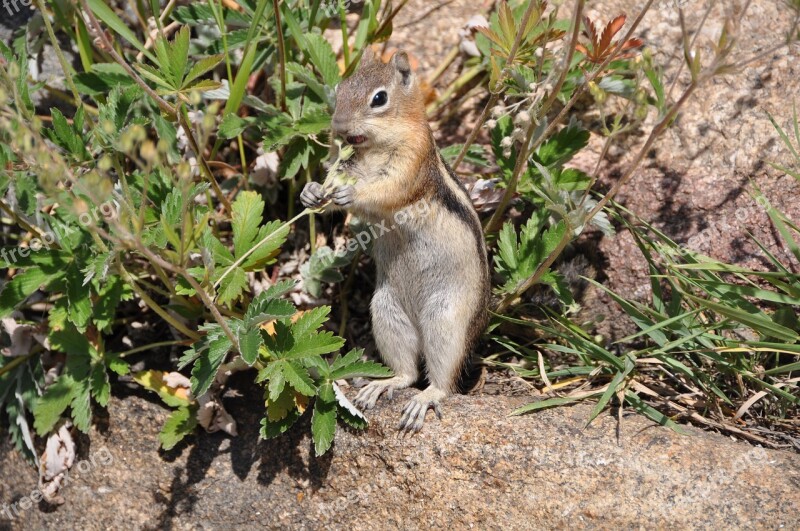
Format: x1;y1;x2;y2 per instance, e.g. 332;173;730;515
428;46;459;87
178;105;233;214
117;339;190;358
273;0;288;112
426;63;484;116
121;265;201;340
34;0;90;127
306;167;316;255
0;352;35;379
338;0;351;68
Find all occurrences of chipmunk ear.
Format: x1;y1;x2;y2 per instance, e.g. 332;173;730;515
360;46;378;67
391;50;412;87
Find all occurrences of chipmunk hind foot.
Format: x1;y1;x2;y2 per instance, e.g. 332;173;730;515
397;386;448;433
354;375;415;410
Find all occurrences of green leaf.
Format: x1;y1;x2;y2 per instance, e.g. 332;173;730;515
66;263;92;330
160;406;198;450
217;266;249;306
190;331;233;397
167;26;191;88
232;191;265;258
244;296;296;328
330;360;392;380
685;293;799;342
312;382;337;456
625;391;688;434
260;409;300;439
33;377;74;435
90;362;111;407
238;326;263;366
70;378;92;433
218;114;255;139
440;144;489;167
282;332;344;360
304;34;341;87
586;355;636;426
281;361;316;396
0;267;62;318
290;306;330;338
534;122;590;168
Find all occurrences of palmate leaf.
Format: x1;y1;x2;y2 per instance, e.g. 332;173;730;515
494;217;567;294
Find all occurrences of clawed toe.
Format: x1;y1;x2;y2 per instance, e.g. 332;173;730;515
397;398;441;433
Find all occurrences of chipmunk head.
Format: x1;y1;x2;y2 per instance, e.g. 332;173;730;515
331;48;427;150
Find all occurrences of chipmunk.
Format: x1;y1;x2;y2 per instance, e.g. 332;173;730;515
300;48;489;432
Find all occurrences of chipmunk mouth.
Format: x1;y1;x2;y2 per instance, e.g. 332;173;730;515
346;135;368;146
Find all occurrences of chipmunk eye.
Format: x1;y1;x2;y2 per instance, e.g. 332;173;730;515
371;90;388;108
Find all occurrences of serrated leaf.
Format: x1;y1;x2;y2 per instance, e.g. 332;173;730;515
66;263;92;330
534;123;590;168
0;267;62;318
244;297;296;328
160;406;198;450
190;333;233;397
33;377;73;435
312;382;337;456
238;326;263;365
281;361;316;396
90;362;111;407
330;360;392;380
283;332;344;360
290;306;330;338
260;409;300;439
304;34;340;88
217;266;248;306
70;378;92;433
231;191;265;258
218;114;255;139
183;52;223;89
266;384;294;420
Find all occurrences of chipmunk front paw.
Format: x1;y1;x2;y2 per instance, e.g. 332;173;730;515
300;182;327;209
331;184;355;208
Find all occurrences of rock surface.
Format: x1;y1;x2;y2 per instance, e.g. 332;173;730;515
1;387;799;530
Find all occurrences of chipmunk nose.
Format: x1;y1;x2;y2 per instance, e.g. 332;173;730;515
331;115;349;136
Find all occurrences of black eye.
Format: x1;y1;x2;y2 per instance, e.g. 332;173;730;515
371;90;388;108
